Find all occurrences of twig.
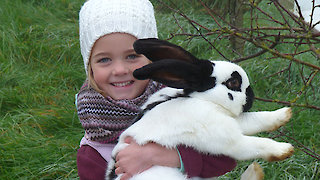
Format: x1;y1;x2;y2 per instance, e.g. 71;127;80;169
255;97;320;110
157;0;230;60
276;129;320;161
232;34;280;62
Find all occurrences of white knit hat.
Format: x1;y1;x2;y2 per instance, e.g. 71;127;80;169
79;0;158;73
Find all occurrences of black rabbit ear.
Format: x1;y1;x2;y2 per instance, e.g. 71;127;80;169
133;38;198;64
134;59;216;91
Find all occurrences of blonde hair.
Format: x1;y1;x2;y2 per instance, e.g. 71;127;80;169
87;60;104;94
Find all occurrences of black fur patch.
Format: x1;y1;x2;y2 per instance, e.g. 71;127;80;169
108;157;118;179
228;93;234;100
243;86;254;112
196;61;216;92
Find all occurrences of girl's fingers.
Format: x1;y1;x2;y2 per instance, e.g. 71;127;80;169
115;167;123;175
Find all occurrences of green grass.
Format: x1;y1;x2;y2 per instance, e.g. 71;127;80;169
1;0;319;179
0;0;84;179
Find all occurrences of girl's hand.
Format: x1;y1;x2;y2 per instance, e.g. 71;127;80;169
115;137;180;180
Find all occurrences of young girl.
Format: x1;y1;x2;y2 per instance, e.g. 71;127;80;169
76;0;237;180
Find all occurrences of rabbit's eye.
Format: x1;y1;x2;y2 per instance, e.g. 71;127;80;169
226;78;240;89
223;71;242;91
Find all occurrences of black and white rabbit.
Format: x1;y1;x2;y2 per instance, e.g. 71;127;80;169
106;38;294;180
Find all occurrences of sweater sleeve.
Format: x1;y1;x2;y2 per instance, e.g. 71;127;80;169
177;145;237;178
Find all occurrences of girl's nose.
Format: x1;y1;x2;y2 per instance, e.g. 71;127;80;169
111;60;130;76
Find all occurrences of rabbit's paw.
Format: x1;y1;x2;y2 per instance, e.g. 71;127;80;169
268;107;292;132
267;143;294;162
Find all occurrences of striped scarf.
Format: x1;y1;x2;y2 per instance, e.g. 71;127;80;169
76;80;164;144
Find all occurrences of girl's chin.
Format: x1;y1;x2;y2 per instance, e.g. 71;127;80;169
109;92;136;100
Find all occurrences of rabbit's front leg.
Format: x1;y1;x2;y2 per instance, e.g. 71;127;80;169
227;135;294;162
236;107;292;135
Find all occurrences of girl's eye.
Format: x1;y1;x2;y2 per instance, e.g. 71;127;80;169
127;54;138;60
98;58;111;63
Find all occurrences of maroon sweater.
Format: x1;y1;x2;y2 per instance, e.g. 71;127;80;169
77;145;236;180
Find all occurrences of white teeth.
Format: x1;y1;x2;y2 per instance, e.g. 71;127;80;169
112;81;132;87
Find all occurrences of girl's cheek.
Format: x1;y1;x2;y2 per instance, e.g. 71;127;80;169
93;70;106;83
136;60;150;69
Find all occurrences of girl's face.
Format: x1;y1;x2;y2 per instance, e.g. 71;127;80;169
90;33;150;100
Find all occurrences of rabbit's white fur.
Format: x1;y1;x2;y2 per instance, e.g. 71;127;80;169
106;61;293;180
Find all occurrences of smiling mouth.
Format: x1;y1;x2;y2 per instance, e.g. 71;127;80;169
111;81;134;87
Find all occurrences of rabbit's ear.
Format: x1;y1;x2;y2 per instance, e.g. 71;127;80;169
134;59;215;91
134;38;198;64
